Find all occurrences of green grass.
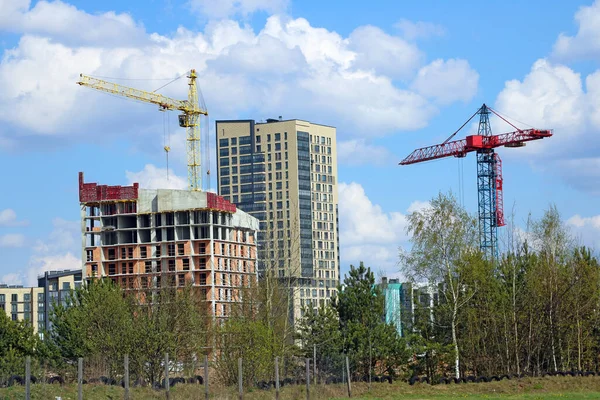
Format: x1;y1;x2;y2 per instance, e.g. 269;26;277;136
0;376;599;399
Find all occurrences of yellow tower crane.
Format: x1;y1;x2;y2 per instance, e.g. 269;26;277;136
77;70;208;191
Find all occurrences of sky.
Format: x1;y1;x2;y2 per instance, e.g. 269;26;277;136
1;0;600;285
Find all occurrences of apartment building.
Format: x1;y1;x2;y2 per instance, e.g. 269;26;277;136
79;172;259;319
0;268;82;336
215;118;339;324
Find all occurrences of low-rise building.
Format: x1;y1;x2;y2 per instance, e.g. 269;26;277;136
0;268;82;337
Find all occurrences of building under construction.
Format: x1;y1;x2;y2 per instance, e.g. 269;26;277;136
78;172;259;319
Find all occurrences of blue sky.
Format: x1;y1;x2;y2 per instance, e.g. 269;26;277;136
1;0;600;284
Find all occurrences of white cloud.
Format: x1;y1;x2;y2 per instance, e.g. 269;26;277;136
125;164;188;190
394;19;445;40
0;3;478;165
0;0;147;47
3;217;82;286
26;253;81;287
189;0;288;19
553;0;600;60
0;208;28;226
338;182;423;277
412;58;479;104
0;233;25;247
349;25;423;80
0;273;23;286
337;139;394;166
567;214;600;251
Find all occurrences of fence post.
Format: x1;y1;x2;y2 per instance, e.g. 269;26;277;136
305;358;310;400
313;344;317;385
165;353;170;400
25;356;31;400
78;357;83;400
204;355;209;400
238;358;243;400
124;354;130;400
345;356;352;398
275;357;280;400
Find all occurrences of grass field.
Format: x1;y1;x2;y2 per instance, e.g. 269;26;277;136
1;376;600;399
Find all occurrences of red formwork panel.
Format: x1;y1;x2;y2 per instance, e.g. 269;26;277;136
79;172;139;202
207;192;236;213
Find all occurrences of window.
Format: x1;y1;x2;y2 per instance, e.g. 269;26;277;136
178;243;185;256
168;244;175;257
11;294;17;302
275;143;281;151
231;137;237;145
128;247;133;259
219;138;229;147
267;134;271;142
140;246;147;258
128;263;134;274
178;274;185;287
256;135;261;143
231;156;237;164
86;250;94;262
121;247;126;259
156;245;161;257
231;147;237;155
168;259;176;272
145;261;152;273
256;145;262;152
183;259;190;271
108;264;116;275
275;133;281;141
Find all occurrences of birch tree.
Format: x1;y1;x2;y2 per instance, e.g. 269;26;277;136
400;192;480;379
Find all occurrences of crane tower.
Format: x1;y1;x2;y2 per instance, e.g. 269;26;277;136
400;104;552;261
77;70;208;191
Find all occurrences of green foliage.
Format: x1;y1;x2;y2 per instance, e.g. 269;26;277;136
48;279;208;383
0;312;40;377
297;262;405;380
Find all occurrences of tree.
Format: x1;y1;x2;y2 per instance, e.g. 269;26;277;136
50;278;135;377
400;192;480;379
131;286;209;384
333;262;400;379
297;304;342;379
0;311;40;378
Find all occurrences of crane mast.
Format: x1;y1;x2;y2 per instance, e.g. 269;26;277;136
400;104;552;262
77;70;208;191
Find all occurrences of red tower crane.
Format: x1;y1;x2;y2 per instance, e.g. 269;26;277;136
400;104;552;261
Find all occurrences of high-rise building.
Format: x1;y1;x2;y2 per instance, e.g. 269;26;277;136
78;172;259;319
215;118;339;324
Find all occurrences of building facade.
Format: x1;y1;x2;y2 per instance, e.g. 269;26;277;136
378;278;438;337
79;172;259;319
215;118;339;324
0;268;82;336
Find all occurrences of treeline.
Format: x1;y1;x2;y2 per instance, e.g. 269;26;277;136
399;193;600;379
1;193;597;385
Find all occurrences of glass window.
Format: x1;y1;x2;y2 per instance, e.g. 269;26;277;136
256;135;261;143
231;147;237;155
231;137;237;145
275;133;281;141
219;138;229;147
11;294;17;302
24;293;31;301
